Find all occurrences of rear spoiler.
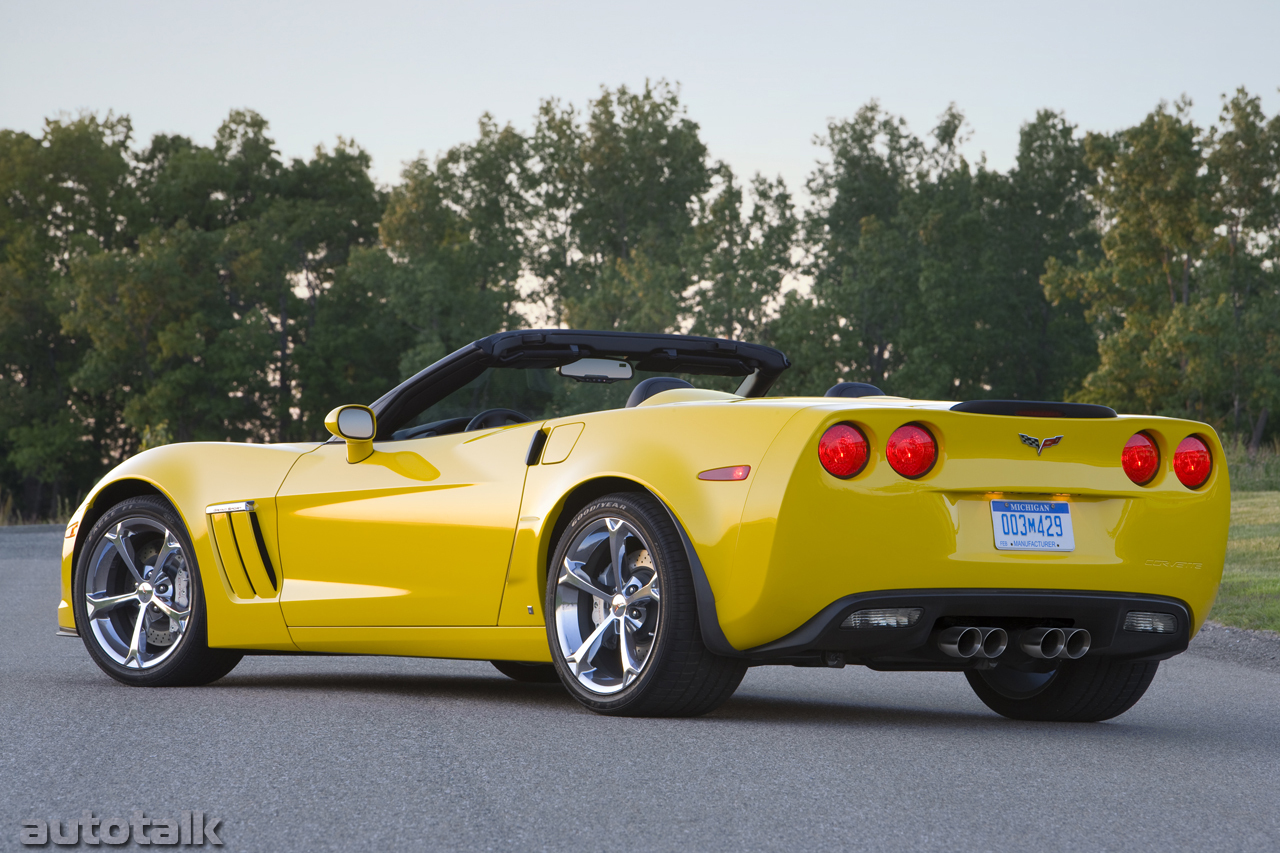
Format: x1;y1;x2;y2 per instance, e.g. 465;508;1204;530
950;400;1117;419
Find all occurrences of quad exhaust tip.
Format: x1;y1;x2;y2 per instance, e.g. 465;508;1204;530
938;626;1008;659
1062;628;1091;659
1019;627;1090;660
938;626;1089;660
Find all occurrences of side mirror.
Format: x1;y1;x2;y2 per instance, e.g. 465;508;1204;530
324;405;376;463
558;358;633;383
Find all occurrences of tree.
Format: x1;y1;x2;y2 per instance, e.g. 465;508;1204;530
686;167;797;344
780;102;924;393
0;113;139;517
1044;90;1280;442
61;111;385;455
975;110;1100;399
779;103;1098;401
379;115;527;376
527;81;711;332
1204;89;1280;447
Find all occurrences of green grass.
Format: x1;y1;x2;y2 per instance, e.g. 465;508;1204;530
1208;490;1280;631
1222;437;1280;491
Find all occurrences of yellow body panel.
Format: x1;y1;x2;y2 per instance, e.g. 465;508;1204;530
274;424;538;627
289;626;551;661
60;442;310;650
497;401;801;630
61;394;1230;662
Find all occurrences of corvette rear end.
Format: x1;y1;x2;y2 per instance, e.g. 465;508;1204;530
722;398;1229;681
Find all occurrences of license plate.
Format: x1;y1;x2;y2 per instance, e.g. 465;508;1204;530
991;500;1075;552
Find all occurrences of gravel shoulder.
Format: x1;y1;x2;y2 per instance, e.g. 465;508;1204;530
1188;619;1280;673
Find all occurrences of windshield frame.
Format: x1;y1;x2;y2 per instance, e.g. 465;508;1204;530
368;329;790;441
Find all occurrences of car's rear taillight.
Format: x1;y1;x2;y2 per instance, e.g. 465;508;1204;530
818;423;869;478
1121;432;1160;485
886;424;937;479
1173;435;1212;489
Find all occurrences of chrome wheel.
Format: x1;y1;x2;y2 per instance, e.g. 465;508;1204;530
83;517;192;670
553;516;661;695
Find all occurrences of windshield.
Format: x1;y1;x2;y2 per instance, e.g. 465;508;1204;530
388;366;739;441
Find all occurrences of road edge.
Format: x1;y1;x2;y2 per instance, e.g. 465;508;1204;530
1187;620;1280;675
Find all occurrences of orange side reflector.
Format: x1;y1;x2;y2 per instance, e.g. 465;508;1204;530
65;521;79;539
698;465;751;481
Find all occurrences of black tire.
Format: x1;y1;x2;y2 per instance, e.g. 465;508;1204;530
545;492;747;717
965;657;1160;722
490;660;562;683
73;495;243;687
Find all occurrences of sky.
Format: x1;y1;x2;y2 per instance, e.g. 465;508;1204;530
2;0;1278;196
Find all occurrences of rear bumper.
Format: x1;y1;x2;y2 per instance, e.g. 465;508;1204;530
745;589;1190;668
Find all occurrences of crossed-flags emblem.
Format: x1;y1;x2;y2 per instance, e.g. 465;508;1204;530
1020;433;1064;456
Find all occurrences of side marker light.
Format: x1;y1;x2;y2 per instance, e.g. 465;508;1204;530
698;465;750;481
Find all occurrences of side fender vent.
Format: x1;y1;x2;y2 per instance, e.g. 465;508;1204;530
526;429;549;466
206;501;278;598
248;512;278;589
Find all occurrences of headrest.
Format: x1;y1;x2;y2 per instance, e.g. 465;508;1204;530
626;376;694;408
825;381;884;398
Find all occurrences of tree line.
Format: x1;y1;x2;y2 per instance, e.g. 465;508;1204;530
2;82;1277;519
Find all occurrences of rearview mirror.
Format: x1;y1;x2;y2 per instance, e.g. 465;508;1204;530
558;358;633;383
324;404;376;463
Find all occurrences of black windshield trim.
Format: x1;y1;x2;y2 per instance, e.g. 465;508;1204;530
370;329;790;439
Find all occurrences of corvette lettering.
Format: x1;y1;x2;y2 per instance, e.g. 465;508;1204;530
1145;559;1204;570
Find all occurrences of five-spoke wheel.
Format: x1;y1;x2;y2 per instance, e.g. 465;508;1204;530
74;496;242;687
545;492;746;716
553;515;662;695
82;517;193;670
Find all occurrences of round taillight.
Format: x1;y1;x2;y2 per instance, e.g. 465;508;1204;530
886;423;937;479
1121;432;1160;485
818;423;870;478
1173;435;1212;489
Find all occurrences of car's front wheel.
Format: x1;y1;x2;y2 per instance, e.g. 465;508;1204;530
965;656;1160;722
73;496;243;687
546;492;746;716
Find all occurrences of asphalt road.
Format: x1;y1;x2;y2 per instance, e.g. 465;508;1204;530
4;526;1279;852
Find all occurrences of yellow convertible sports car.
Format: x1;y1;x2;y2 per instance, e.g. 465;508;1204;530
59;330;1229;720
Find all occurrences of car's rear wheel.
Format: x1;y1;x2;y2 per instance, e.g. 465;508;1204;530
73;496;243;687
490;660;560;683
546;492;746;717
965;657;1160;722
